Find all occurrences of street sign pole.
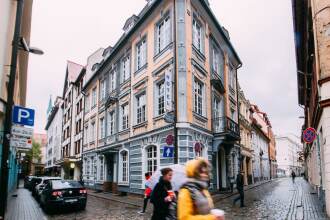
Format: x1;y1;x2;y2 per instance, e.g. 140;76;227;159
0;0;24;218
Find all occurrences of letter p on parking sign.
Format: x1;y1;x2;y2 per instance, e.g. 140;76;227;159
12;106;35;126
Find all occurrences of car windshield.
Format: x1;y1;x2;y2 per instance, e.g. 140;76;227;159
34;178;42;184
52;180;82;189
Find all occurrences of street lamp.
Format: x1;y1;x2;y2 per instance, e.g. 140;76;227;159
0;0;44;218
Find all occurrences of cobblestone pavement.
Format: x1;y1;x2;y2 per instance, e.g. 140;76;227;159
6;177;329;220
216;177;328;220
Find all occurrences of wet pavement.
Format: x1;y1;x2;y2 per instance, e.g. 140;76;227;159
6;177;329;220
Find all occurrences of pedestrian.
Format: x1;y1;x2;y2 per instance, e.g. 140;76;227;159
150;167;176;220
138;172;152;214
233;171;245;208
291;170;296;183
178;158;224;220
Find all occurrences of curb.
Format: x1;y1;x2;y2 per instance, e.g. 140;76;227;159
88;179;277;206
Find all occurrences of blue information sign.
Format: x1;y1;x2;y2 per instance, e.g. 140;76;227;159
163;146;174;158
12;106;35;126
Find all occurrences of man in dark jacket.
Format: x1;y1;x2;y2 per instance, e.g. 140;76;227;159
233;171;245;207
150;168;175;220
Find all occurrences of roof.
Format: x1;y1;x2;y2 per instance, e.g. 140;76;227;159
62;61;84;97
83;0;242;90
123;14;139;31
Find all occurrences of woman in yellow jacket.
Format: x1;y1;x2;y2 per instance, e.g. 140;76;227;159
178;158;224;220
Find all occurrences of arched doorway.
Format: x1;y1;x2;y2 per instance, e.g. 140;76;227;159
217;146;227;190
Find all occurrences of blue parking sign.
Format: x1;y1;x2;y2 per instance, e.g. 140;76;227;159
12;106;35;126
163;146;174;158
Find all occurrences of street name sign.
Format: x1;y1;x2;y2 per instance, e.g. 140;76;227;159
12;105;35;126
11;125;33;138
303;127;317;144
163;146;174;158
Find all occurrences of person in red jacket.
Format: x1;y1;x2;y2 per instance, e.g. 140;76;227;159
139;172;152;214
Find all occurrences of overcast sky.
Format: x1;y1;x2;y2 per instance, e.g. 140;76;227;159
27;0;302;135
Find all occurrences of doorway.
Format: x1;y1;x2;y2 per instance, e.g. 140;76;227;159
217;147;227;190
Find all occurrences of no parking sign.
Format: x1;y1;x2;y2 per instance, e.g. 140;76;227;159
303;127;317;144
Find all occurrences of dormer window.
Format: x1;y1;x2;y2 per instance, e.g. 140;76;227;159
123;15;139;33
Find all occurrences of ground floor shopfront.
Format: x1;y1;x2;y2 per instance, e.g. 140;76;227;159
56;158;82;180
82;126;241;194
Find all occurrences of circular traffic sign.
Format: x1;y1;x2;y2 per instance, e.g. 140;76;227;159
166;135;174;146
303;127;317;143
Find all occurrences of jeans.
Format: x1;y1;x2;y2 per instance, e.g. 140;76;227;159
233;189;244;207
142;196;150;212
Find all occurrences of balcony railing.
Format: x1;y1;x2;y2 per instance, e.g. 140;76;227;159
213;116;240;138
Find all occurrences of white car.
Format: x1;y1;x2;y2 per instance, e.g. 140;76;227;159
35;177;61;201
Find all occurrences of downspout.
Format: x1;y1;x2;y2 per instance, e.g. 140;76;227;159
236;63;242;173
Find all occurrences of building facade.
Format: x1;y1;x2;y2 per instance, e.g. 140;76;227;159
0;0;33;193
45;97;63;176
275;135;303;177
58;61;85;180
268;128;277;179
251;104;270;182
238;87;253;185
81;0;241;194
292;0;330;214
31;133;47;176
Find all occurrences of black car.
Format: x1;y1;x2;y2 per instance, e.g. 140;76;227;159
40;180;87;213
24;175;36;189
29;177;42;193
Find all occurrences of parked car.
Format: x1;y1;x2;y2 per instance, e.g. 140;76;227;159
34;177;62;200
29;177;42;192
24;175;36;189
40;180;87;213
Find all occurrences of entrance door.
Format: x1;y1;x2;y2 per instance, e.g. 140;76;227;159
217;148;227;190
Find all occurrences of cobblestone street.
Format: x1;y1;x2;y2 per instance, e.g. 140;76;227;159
6;177;328;220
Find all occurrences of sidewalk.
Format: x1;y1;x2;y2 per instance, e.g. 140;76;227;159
6;186;46;220
87;178;274;206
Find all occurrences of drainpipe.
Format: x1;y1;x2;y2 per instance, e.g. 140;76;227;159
236;63;242;173
173;0;178;164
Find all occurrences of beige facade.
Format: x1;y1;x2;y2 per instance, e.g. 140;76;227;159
82;0;241;193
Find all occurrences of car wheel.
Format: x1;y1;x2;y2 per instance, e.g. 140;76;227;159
79;203;86;211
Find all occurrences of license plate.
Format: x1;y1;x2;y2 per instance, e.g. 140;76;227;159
65;199;78;203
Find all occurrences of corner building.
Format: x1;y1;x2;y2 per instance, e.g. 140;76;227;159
82;0;241;194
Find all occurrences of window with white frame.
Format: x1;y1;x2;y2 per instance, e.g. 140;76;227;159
100;79;106;101
194;79;204;115
157;81;165;116
213;97;222;131
119;150;129;183
109;69;116;92
229;65;236;90
136;38;147;70
155;15;171;54
90;121;95;142
92;157;97;178
98;156;104;181
91;88;97;108
84;125;88;144
121;104;129;130
146;146;157;175
211;44;224;78
85;94;90;111
121;56;130;83
192;17;203;52
136;93;146;124
99;117;105;139
194;143;206;158
107;111;115;135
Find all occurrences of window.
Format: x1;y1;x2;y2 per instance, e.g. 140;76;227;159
155;15;171;54
146;146;157;175
157;81;165;115
194;79;204;115
136;93;146;124
107;111;115;135
136;38;147;70
211;44;224;78
90;121;95;142
194;143;206;158
121;56;130;83
86;159;90;175
99;156;104;181
193;17;203;52
109;69;116;92
100;79;106;101
85;94;90;111
119;150;129;183
121;104;129;130
229;66;236;90
99;117;105;139
92;157;97;178
91;88;97;108
84;126;88;144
